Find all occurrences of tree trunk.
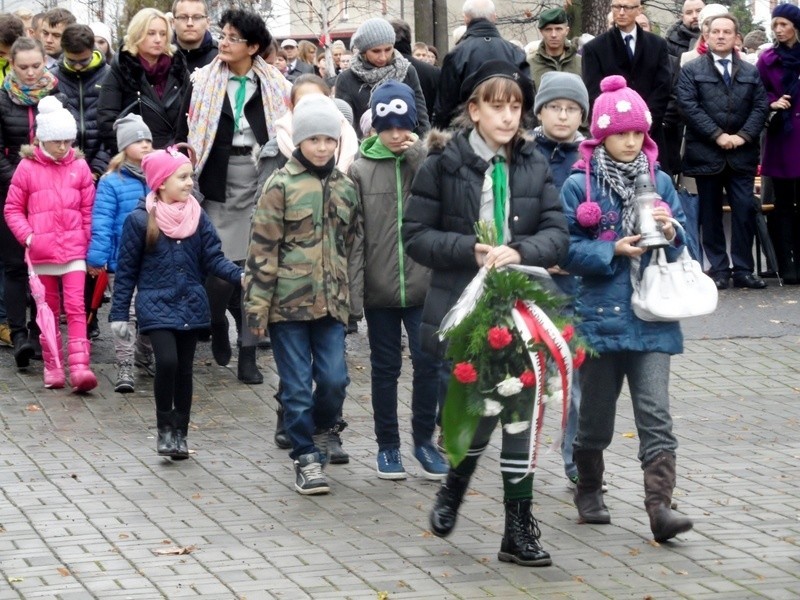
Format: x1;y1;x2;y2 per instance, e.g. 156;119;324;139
582;0;612;36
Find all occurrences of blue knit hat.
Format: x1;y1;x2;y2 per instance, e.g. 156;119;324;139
370;81;417;133
773;3;800;30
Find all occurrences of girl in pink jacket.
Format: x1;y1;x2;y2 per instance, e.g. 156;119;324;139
4;96;98;392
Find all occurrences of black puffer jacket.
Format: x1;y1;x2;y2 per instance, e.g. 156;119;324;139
664;21;699;58
433;19;529;129
50;55;111;176
178;32;219;73
402;130;569;358
677;52;769;176
97;50;191;153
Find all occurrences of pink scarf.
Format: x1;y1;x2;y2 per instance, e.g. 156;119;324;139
145;191;201;239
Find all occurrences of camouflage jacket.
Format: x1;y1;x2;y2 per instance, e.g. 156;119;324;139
244;157;364;329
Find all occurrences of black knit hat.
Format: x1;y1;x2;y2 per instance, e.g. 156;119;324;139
459;60;534;113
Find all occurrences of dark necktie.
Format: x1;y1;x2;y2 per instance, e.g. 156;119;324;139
230;75;248;132
719;58;731;87
491;156;507;245
624;34;634;62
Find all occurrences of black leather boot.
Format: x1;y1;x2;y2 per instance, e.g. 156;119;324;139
327;419;349;464
574;449;611;524
429;469;471;537
274;402;291;450
171;412;190;460
156;410;177;456
210;321;232;366
644;452;693;542
497;499;552;567
13;331;34;369
237;346;263;384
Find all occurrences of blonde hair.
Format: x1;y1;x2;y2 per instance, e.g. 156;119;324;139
107;151;126;173
123;8;174;57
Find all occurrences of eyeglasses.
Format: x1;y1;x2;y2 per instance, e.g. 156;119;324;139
544;103;582;116
611;4;641;11
219;34;248;45
174;14;207;22
65;55;93;68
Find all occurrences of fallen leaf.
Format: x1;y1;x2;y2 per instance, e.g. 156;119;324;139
0;525;6;533
192;493;201;500
118;533;129;539
648;540;661;547
8;577;23;583
26;404;41;412
769;319;782;324
420;530;433;538
57;567;70;577
629;547;640;556
622;432;636;438
152;545;196;556
573;576;585;583
377;592;389;600
676;570;688;575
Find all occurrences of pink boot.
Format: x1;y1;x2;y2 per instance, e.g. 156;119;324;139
41;333;65;389
68;338;97;393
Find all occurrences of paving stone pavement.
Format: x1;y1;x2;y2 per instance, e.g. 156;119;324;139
0;286;799;599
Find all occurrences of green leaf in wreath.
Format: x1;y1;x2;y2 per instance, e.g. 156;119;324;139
442;377;482;467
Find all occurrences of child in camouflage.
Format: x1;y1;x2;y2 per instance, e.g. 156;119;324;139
244;95;364;496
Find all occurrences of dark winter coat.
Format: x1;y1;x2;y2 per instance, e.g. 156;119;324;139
532;132;582;189
757;47;800;179
433;19;530;129
402;130;569;358
335;58;430;138
581;26;672;152
97;50;191;153
110;201;242;332
664;21;699;58
178;32;219;73
677;52;769;176
395;37;440;120
348;135;429;309
50;53;111;176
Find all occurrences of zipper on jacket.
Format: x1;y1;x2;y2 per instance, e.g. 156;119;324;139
395;157;407;307
78;76;86;150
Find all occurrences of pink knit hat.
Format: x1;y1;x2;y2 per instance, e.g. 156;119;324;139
575;75;659;228
141;145;193;192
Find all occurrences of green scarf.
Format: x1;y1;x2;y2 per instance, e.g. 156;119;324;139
230;75;248;132
491;156;508;244
3;69;58;106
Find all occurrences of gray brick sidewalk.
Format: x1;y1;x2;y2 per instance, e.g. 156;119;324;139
1;287;799;599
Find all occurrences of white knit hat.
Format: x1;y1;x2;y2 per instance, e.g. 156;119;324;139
36;96;77;142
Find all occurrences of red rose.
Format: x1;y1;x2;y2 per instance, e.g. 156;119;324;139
453;362;478;384
561;324;575;343
519;370;536;388
487;326;513;350
573;347;586;369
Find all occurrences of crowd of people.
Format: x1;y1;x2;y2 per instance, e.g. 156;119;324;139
0;0;795;570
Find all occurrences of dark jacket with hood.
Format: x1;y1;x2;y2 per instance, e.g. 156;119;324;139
402;129;569;358
97;49;191;153
433;19;530;129
50;51;111;176
348;135;430;309
178;31;219;73
394;37;440;120
664;21;700;59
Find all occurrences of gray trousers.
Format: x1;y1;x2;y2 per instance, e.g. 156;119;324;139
574;351;677;467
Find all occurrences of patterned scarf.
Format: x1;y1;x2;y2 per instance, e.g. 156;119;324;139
187;55;292;174
347;50;410;87
592;145;651;288
3;69;58;106
145;190;201;239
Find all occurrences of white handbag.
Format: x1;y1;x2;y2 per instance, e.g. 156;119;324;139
632;246;718;322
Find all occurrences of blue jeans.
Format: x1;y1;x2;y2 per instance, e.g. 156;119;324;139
695;169;757;276
575;351;677;467
269;317;348;459
561;369;581;479
365;306;440;451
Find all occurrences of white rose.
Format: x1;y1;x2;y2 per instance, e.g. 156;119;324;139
504;421;530;434
616;100;632;113
597;114;611;129
496;377;524;397
483;398;503;416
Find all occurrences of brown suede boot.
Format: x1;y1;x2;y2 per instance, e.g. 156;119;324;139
643;452;693;542
574;449;611;524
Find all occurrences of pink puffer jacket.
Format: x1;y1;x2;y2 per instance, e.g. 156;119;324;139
4;145;95;265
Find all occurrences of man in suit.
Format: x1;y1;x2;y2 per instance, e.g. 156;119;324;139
282;38;313;82
677;13;769;290
581;1;672;167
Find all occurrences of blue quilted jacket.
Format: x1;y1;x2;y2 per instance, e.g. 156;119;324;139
110;201;242;332
87;166;149;272
560;166;686;355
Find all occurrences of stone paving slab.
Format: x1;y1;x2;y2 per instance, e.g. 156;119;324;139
1;296;799;598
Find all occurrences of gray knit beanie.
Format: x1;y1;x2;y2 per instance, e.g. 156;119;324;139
333;98;354;126
350;18;395;52
534;71;589;117
292;95;342;145
114;114;153;152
